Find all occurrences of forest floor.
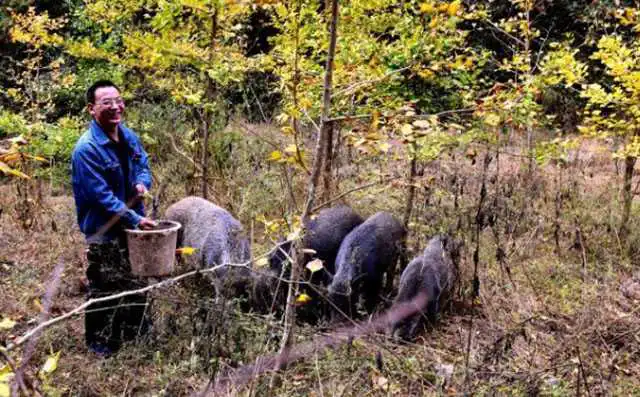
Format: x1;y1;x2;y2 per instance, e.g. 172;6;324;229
1;134;640;396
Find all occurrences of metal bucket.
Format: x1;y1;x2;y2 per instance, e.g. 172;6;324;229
125;220;181;277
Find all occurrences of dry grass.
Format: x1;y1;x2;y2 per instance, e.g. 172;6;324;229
1;130;639;396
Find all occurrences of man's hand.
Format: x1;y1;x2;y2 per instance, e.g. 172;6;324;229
135;183;148;197
138;217;158;230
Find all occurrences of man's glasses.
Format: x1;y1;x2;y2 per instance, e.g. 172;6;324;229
96;97;124;107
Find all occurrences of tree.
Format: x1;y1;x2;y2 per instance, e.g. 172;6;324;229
580;32;640;238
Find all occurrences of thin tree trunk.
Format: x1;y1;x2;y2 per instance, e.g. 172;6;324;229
274;0;339;374
302;0;338;217
202;8;219;200
322;121;334;203
620;155;636;239
554;163;562;255
202;115;210;199
464;151;491;389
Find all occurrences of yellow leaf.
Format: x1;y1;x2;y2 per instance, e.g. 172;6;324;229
275;113;289;125
255;257;269;268
284;144;298;154
412;120;431;129
40;351;60;375
484;113;501;127
295;293;312;304
305;259;324;273
287;229;301;242
0;152;20;164
420;3;435;14
298;97;312;109
401;124;413;135
0;365;13;397
269;150;283;161
23;154;47;162
447;1;461;16
0;162;30;179
176;247;197;256
33;298;44;313
378;142;391;152
0;318;16;330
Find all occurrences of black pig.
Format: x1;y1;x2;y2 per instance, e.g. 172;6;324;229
327;211;405;320
391;234;461;341
269;205;364;323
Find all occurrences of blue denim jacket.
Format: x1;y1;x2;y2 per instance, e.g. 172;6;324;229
71;120;152;243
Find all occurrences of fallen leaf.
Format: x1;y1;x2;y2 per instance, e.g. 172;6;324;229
0;161;30;179
268;150;283;161
255;257;269;268
0;365;13;397
176;247;197;256
378;142;391;152
373;375;389;390
295;293;312;305
284;144;298;154
33;298;44;313
305;259;324;273
412;119;431;129
400;124;413;135
40;351;60;375
0;318;16;330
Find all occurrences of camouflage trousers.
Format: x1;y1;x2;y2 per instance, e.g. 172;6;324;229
85;239;151;351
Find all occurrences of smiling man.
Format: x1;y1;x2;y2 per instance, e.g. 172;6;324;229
71;80;156;356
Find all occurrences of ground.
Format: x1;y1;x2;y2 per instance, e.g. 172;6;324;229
1;135;639;396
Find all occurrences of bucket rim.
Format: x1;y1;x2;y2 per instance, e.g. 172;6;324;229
124;219;182;234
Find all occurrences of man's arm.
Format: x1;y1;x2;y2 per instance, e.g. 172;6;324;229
72;147;142;228
132;137;152;193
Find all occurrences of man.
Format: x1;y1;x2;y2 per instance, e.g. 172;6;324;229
71;80;157;356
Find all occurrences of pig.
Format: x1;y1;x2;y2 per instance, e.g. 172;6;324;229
391;234;461;341
327;211;405;321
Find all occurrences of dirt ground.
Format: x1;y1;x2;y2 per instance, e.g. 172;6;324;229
1;137;640;396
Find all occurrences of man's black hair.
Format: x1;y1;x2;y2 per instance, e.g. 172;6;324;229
86;80;120;104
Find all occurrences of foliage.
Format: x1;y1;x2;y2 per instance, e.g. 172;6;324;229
580;34;640;157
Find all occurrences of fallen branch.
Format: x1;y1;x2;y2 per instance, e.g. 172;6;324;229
200;292;429;396
6;237;298;352
13;261;65;395
4;242;292;352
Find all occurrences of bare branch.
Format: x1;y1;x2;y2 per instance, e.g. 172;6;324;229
200;293;429;395
165;131;201;172
333;65;412;98
312;175;401;212
7;260;251;351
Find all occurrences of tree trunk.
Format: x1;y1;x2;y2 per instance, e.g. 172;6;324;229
275;0;339;373
620;155;636;239
201;115;210;199
321;121;334;203
202;8;219;200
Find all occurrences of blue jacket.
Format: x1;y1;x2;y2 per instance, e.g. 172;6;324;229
71;120;152;243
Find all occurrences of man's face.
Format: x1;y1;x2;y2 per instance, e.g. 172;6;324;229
88;86;125;130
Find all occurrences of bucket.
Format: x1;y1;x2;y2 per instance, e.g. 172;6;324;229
125;220;182;277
